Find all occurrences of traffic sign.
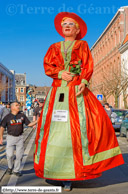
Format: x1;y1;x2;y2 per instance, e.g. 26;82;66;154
97;94;103;101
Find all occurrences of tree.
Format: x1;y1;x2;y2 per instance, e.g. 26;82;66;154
92;61;128;108
91;67;116;103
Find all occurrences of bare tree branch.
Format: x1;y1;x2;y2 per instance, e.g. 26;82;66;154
92;60;128;108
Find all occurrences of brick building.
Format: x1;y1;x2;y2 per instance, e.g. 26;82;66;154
27;85;50;100
0;63;15;102
91;6;128;108
15;73;26;106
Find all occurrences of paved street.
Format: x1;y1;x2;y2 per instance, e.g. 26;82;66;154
0;130;128;194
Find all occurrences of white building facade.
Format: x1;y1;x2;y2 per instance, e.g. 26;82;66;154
119;34;128;108
0;63;15;102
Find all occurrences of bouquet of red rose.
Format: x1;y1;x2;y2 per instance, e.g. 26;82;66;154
69;60;82;75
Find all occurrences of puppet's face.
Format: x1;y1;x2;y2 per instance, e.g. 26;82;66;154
62;18;80;39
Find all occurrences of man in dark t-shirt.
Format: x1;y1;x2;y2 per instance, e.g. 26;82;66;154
1;112;30;136
0;101;38;176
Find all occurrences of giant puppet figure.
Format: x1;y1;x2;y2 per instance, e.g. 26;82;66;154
34;12;124;191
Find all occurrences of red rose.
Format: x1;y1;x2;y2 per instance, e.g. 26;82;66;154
73;64;76;68
70;61;79;65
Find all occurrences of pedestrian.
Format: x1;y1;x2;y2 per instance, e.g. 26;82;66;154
6;102;11;111
0;101;38;176
104;102;112;119
33;100;38;109
0;103;4;124
33;99;44;118
34;12;124;191
0;102;11;131
33;99;44;129
0;103;7;123
1;103;11;119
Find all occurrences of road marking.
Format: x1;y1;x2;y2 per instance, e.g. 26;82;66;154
7;130;36;186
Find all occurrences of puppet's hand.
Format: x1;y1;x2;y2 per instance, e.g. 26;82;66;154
76;83;85;96
62;71;73;82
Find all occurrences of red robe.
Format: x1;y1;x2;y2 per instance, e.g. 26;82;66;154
34;40;124;181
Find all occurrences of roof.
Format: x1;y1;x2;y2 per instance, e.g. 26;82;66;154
0;63;14;79
27;86;50;95
15;73;26;85
91;6;128;51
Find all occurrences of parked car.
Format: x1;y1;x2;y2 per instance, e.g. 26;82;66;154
120;112;128;141
111;109;127;131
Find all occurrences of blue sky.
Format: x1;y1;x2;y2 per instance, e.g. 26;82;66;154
0;0;127;86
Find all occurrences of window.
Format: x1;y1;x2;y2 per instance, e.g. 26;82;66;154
20;96;24;101
21;88;24;93
21;80;25;85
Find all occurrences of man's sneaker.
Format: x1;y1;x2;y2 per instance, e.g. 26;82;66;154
7;168;12;175
63;181;72;191
64;185;71;191
13;171;22;177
